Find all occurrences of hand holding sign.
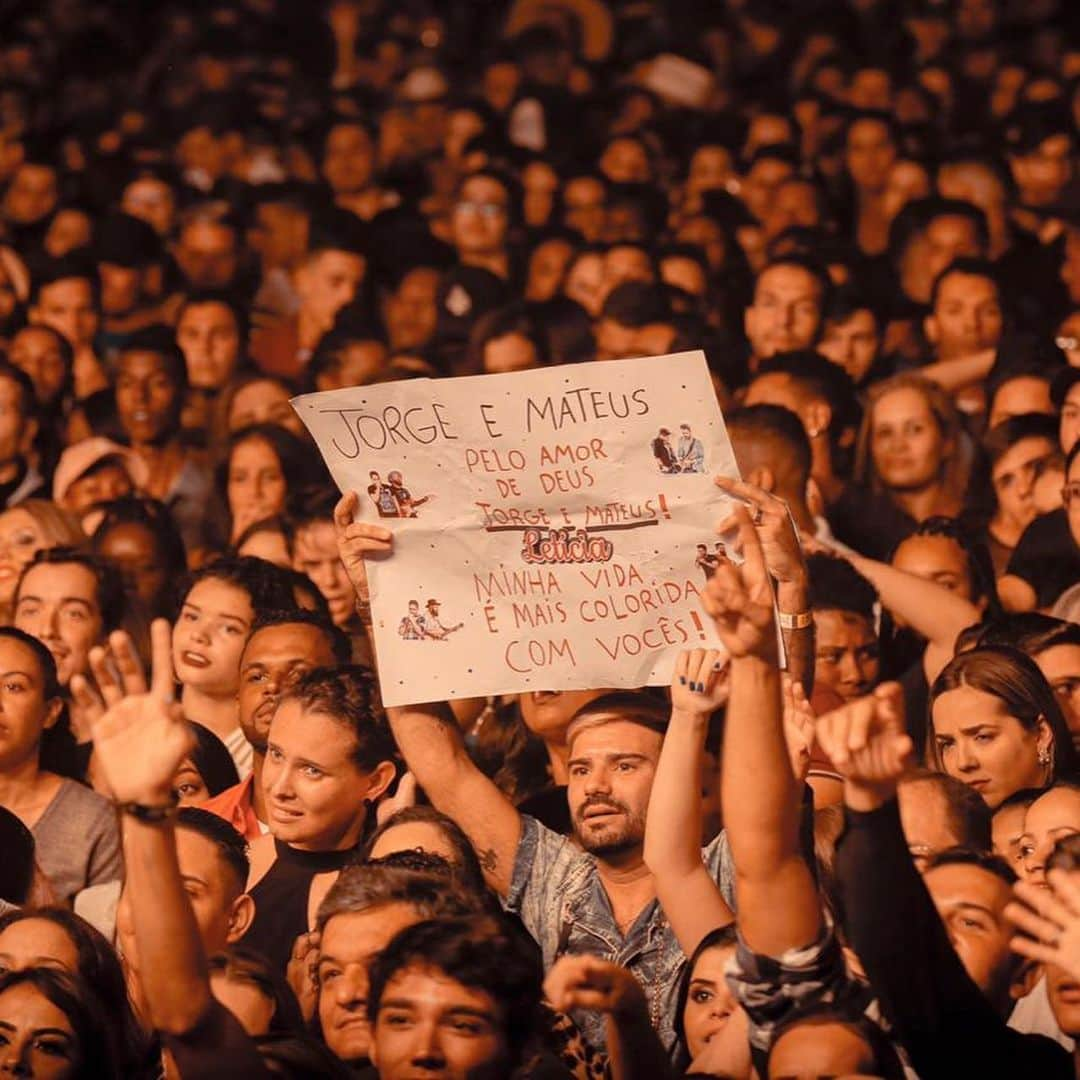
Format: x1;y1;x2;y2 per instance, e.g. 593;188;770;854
297;353;757;705
333;490;392;603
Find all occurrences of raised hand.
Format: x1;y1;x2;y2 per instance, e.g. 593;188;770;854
814;682;912;809
714;476;807;589
1007;872;1080;982
286;930;321;1024
543;955;649;1021
333;490;392;601
700;505;777;661
376;771;418;825
83;619;192;806
671;649;729;716
782;676;815;782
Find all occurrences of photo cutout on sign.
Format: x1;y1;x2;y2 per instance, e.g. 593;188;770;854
651;422;706;474
367;468;434;517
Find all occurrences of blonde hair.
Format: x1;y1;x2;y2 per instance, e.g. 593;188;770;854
853;372;971;502
0;499;85;548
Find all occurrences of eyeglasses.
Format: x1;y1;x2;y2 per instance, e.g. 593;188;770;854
455;200;506;218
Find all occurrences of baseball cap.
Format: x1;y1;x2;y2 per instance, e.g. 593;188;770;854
53;438;149;504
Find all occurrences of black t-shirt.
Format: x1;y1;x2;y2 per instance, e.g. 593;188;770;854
1007;509;1080;608
827;486;918;561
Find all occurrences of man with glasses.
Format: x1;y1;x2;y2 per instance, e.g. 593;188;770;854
450;170;516;282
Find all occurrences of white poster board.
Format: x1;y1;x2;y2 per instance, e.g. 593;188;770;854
293;352;745;706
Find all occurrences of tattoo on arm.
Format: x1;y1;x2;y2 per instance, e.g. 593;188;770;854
478;847;499;872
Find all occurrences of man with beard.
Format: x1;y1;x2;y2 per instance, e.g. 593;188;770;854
379;687;733;1056
336;491;738;1050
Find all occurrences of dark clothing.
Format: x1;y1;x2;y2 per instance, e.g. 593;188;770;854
517;784;572;834
1007;509;1080;608
165;1000;268;1079
836;798;1071;1079
0;458;43;508
828;486;917;561
243;841;354;975
898;659;931;761
652;437;676;472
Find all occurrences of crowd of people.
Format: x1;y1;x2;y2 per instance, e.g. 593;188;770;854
0;0;1078;1076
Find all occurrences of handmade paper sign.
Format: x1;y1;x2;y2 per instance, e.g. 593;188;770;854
293;351;746;706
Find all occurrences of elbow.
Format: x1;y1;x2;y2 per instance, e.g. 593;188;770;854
643;838;698;880
147;988;213;1037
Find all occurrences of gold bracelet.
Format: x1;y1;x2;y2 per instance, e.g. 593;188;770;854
778;610;813;630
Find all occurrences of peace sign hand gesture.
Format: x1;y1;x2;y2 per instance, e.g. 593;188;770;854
700;505;777;662
83;619;192;807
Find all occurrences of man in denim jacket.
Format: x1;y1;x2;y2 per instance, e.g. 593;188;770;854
386;690;734;1056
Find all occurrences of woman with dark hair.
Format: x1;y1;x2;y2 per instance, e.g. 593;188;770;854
671;925;749;1074
0;627;120;904
171;556;295;776
0;967;122;1078
207;945;305;1037
231;514;294;568
361;805;489;899
463;301;548;374
0;808;34;908
217;424;320;544
0;907;148;1074
928;646;1079;809
174;723;241;806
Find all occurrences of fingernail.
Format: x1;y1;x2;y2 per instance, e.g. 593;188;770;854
679;676;687;685
713;661;724;671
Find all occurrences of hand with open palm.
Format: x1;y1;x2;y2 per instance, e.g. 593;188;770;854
81;619;192;807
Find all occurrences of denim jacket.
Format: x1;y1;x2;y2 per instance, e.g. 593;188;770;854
505;814;735;1056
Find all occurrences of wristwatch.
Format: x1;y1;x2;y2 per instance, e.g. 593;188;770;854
117;792;180;822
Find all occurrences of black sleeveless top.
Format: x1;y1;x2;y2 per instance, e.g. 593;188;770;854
243;840;355;976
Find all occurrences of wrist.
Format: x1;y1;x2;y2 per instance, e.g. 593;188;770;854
843;778;896;813
776;579;809;612
116;786;176;811
670;706;712;725
731;650;781;683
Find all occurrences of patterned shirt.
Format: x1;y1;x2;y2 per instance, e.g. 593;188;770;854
504;814;734;1057
727;922;896;1076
